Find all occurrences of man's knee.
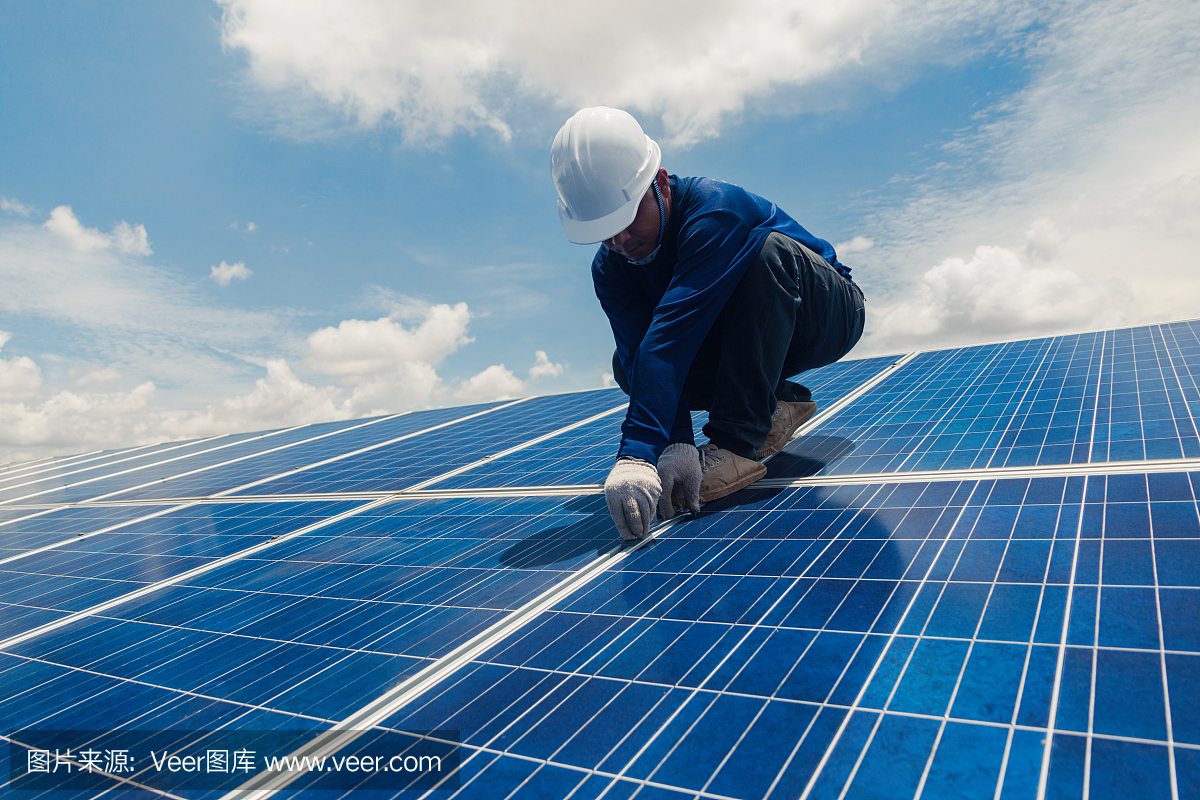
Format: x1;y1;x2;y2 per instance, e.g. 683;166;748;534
736;231;805;302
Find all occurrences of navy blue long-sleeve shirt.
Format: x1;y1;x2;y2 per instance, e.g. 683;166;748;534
593;175;848;465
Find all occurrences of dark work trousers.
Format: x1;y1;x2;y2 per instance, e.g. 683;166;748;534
613;231;866;459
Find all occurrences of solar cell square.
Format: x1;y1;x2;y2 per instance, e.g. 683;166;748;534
374;471;1197;799
228;389;627;497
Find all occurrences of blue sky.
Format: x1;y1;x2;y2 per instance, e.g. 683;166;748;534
2;0;1198;462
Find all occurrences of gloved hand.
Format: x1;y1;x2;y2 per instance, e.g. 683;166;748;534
656;442;701;519
604;457;661;540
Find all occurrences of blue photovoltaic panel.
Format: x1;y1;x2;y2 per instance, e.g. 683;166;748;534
0;455;54;473
431;356;900;491
778;321;1200;478
0;645;330;794
228;389;627;497
95;495;616;675
0;504;178;557
0;494;617;794
0;452;100;486
0;439;199;492
0;430;278;506
47;414;388;503
377;472;1199;799
1;321;1199;800
115;401;510;502
0;500;361;641
0;418;398;507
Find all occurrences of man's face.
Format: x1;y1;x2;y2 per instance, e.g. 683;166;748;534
603;182;662;262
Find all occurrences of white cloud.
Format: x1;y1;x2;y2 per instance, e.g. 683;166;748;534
217;0;1023;146
1;382;157;454
43;206;152;255
528;350;565;380
853;0;1200;352
158;360;348;439
0;332;43;402
836;236;874;254
454;364;525;402
229;221;257;232
1;198;32;216
306;302;473;381
867;245;1134;352
303;305;565;414
209;260;253;286
111;221;153;256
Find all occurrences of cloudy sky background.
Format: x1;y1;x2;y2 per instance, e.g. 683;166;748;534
1;0;1198;463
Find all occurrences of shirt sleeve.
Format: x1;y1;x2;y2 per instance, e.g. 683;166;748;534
597;209;760;464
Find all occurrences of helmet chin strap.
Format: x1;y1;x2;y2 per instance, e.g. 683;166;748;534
627;179;665;266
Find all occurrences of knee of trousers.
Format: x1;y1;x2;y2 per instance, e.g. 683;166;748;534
736;231;806;302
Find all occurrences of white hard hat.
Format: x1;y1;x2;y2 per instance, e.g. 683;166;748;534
551;107;662;245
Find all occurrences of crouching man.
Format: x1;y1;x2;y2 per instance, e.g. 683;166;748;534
551;107;865;540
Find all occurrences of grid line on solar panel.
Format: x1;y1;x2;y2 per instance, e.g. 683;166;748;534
350;471;1199;800
226;390;627;497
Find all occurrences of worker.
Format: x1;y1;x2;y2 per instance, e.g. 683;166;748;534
551;107;865;540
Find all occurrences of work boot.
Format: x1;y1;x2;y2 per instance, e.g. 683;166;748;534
754;400;818;460
698;443;767;503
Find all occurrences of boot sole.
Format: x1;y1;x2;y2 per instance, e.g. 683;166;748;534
755;401;819;460
699;461;767;504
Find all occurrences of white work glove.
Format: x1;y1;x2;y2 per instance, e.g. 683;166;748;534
604;457;662;541
656;442;701;519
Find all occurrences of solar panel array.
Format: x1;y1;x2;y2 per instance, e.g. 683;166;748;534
2;320;1199;799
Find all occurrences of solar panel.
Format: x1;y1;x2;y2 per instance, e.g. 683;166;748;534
1;322;1198;799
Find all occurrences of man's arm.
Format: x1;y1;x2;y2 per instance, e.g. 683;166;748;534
612;209;758;463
